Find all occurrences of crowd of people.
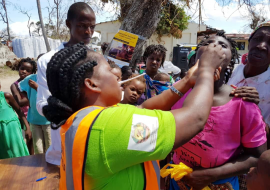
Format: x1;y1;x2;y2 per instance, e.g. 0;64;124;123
1;2;270;190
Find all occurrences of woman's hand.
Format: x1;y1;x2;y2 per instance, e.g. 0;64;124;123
183;168;217;190
199;43;226;69
186;60;221;87
230;85;260;105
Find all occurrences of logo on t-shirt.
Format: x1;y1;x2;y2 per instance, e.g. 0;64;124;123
128;114;159;152
131;123;150;143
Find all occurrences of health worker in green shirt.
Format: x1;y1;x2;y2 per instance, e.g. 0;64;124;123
43;42;224;190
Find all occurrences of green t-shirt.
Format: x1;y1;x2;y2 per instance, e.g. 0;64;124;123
84;104;176;189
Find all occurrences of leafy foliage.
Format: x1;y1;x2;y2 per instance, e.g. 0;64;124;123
156;1;190;41
100;0;190;41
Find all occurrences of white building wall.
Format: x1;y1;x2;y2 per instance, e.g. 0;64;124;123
95;21;206;60
96;21;121;43
12;37;61;58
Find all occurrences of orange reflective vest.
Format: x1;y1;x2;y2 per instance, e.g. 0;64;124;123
59;106;160;190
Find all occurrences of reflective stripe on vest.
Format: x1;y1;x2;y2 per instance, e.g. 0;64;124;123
144;160;160;190
60;106;161;190
60;106;104;190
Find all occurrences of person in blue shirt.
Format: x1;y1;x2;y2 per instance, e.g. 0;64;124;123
19;70;51;154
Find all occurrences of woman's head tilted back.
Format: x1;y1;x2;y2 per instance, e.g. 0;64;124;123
195;31;239;84
43;43;122;127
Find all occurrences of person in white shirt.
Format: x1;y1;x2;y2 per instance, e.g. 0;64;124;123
228;20;270;149
36;2;96;165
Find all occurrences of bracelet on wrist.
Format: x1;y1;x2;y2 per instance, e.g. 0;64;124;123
170;86;184;97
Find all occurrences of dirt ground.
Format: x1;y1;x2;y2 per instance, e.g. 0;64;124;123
0;66;19;93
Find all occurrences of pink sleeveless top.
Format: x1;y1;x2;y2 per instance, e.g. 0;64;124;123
14;80;29;118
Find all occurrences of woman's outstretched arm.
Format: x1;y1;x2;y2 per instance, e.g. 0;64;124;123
141;44;225;149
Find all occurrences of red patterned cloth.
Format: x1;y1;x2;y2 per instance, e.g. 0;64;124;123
241;53;248;65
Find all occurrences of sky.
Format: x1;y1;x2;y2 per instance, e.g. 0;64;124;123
2;0;270;38
185;0;270;33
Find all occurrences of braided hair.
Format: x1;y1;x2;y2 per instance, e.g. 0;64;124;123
17;57;37;73
196;31;239;84
43;42;97;128
143;44;167;67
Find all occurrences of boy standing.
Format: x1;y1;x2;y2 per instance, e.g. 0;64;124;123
36;2;96;165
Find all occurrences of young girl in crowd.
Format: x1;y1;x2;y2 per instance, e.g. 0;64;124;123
19;64;51;155
42;42;225;189
10;58;37;118
10;58;36;154
0;82;30;159
169;31;267;190
138;45;171;104
120;74;146;105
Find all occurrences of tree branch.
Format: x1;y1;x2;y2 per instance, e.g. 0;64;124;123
15;5;33;36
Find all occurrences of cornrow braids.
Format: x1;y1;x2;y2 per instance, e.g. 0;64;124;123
58;45;87;103
46;44;80;99
196;31;239;84
143;44;167;67
18;57;37;73
43;96;73;128
43;42;98;128
70;61;97;108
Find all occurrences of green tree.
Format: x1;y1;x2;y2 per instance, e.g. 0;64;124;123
156;1;190;42
101;0;191;66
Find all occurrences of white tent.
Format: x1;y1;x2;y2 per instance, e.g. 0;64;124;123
12;36;61;58
159;61;181;75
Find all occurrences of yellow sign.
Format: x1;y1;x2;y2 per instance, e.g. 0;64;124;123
113;30;138;47
107;30;139;64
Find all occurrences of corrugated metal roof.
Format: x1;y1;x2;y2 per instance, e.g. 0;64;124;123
96;20;118;25
226;34;250;40
198;33;250;40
